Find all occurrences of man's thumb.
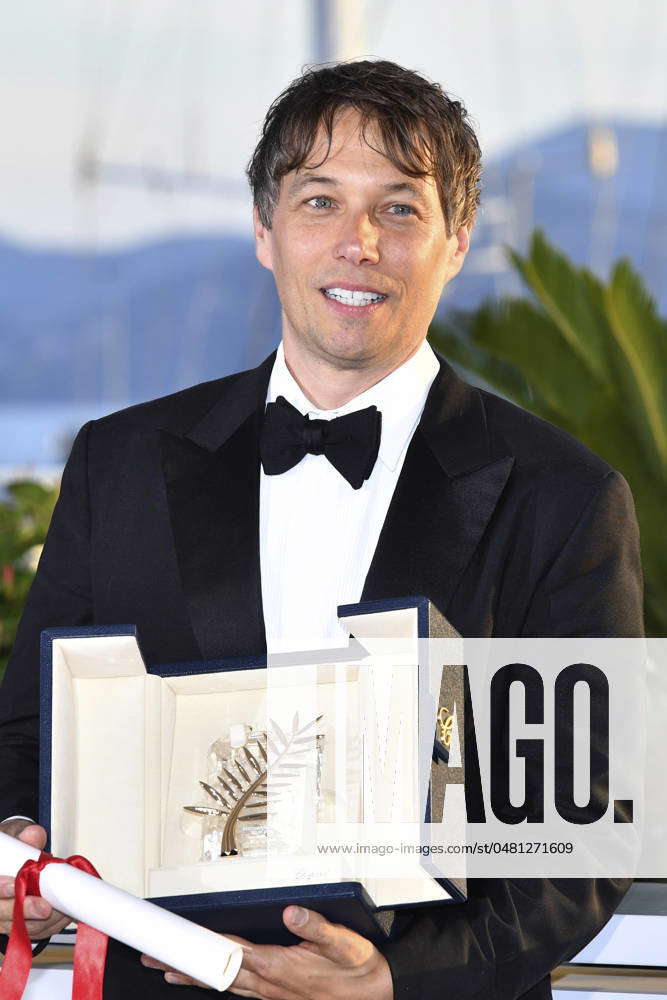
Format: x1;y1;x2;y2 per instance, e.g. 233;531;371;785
284;906;311;931
283;906;352;960
283;906;373;967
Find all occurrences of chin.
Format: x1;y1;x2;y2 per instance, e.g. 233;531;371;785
317;341;380;370
313;329;390;367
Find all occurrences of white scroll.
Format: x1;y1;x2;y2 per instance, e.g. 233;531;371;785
0;832;242;993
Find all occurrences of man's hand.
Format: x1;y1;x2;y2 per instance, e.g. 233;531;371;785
0;819;71;940
141;904;393;999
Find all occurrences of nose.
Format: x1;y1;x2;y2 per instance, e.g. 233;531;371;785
333;212;380;266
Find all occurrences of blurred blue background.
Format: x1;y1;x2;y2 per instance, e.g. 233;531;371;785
2;0;666;478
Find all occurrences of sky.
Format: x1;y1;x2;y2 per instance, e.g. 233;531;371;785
2;0;666;247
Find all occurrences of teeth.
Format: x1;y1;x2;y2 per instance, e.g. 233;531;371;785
324;287;385;306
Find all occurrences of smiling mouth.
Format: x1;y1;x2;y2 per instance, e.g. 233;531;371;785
321;287;387;307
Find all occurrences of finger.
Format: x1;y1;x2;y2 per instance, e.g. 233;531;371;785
229;986;278;1000
163;971;208;988
0;900;66;937
24;896;52;921
237;942;293;981
141;939;254;970
163;974;190;986
24;916;60;937
229;986;286;999
232;950;305;997
222;934;255;949
24;921;60;939
140;956;210;989
23;909;70;936
17;825;47;851
0;878;15;897
282;906;364;965
229;967;300;1000
140;955;173;971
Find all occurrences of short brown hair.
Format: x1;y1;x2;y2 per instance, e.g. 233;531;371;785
246;59;481;236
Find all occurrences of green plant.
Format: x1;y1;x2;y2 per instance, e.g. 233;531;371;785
0;480;59;678
429;230;667;636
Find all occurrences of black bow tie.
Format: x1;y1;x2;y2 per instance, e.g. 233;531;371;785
260;395;382;490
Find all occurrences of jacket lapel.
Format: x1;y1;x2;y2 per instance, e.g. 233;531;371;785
362;356;514;620
160;354;275;660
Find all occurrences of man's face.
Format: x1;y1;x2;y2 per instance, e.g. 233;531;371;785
254;108;470;374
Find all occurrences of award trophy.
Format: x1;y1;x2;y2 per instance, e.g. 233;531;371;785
184;715;325;860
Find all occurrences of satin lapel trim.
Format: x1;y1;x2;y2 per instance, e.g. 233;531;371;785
362;355;515;616
160;355;274;659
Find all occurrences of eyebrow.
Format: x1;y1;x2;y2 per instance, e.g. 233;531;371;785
288;173;338;196
287;173;428;203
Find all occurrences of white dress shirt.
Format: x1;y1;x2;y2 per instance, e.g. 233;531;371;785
260;340;439;650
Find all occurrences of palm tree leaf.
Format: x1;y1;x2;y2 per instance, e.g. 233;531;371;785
223;767;243;791
200;781;229;807
184;805;226;817
603;259;667;474
235;761;251;783
508;231;610;380
243;746;263;774
217;776;239;801
431;230;667;636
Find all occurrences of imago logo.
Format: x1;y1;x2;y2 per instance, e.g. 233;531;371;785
434;663;633;826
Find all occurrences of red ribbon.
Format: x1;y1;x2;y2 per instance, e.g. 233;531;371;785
0;851;108;1000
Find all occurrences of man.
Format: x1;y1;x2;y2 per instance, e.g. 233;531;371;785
0;60;643;999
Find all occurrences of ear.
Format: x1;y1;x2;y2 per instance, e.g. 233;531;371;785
253;205;274;271
455;223;471;257
444;223;471;282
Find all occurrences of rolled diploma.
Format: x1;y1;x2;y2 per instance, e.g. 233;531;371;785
0;832;242;992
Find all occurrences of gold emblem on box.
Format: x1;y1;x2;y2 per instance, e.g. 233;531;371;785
437;706;453;748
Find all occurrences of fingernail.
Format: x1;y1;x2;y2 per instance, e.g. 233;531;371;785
165;972;184;984
290;906;308;927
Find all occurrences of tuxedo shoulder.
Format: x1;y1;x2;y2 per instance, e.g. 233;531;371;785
62;362;271;474
90;369;251;438
478;386;620;491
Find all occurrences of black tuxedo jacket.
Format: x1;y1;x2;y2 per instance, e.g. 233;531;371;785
0;351;643;1000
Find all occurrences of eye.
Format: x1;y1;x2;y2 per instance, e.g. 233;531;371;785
388;204;416;217
306;195;334;210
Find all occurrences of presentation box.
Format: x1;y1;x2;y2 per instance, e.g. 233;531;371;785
39;596;465;943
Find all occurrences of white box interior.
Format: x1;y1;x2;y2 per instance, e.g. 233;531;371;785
49;630;451;910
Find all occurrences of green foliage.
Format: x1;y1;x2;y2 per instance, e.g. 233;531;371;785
429;230;667;636
0;480;59;678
